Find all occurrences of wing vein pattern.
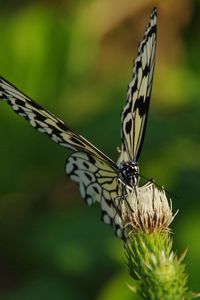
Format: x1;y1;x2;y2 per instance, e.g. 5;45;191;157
118;8;157;164
0;75;124;237
0;76;116;170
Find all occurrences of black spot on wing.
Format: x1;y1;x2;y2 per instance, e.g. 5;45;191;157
136;60;142;70
56;120;67;131
93;185;100;194
85;173;93;181
88;154;96;165
14;99;25;106
134;95;148;116
83;161;89;169
125;119;132;134
143;65;150;76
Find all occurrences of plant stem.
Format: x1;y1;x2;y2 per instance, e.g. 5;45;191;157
121;183;199;299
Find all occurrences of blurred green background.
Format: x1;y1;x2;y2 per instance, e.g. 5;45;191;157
0;0;199;299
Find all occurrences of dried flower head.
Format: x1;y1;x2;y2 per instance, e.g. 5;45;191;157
121;182;177;237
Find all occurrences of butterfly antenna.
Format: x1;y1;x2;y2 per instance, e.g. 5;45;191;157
139;174;178;200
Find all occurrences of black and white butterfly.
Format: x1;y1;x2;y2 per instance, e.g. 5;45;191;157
0;8;157;239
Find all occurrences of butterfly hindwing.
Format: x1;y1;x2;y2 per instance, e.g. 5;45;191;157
66;152;124;238
118;8;157;164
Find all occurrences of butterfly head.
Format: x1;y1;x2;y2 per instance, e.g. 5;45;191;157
118;161;139;187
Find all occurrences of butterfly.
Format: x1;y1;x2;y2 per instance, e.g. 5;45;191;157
0;8;157;239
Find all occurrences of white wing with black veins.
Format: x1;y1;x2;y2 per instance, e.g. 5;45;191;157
0;76;116;170
66;152;124;238
0;8;157;240
0;76;124;238
118;8;157;164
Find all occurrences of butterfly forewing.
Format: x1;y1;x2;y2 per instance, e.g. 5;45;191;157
118;8;157;164
66;152;124;238
0;76;117;170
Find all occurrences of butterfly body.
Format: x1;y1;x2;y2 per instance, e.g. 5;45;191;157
118;161;139;187
0;8;157;238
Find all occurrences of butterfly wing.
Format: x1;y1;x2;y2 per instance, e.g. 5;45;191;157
0;76;124;237
0;76;117;170
66;151;124;238
118;8;157;164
